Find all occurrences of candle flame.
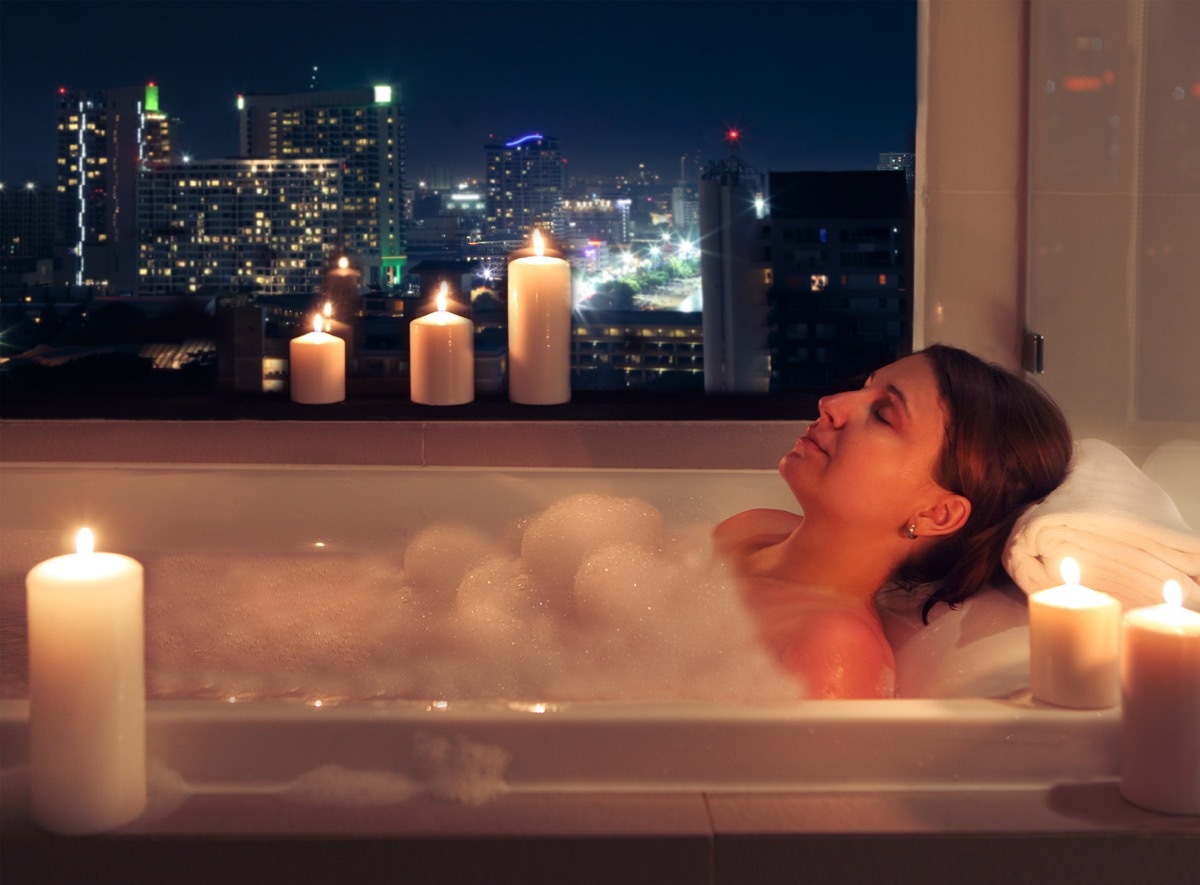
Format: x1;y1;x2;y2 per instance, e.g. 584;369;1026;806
436;280;448;313
533;228;544;257
337;256;349;270
1163;579;1183;607
312;314;322;334
76;527;95;556
323;301;332;318
1060;556;1080;586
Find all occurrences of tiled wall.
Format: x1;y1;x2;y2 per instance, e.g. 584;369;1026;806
919;0;1200;464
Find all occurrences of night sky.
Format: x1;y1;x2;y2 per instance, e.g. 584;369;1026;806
0;0;916;186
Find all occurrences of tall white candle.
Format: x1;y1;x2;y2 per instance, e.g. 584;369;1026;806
290;312;346;404
25;528;146;834
410;281;474;405
1120;580;1200;815
507;228;571;404
1028;557;1120;708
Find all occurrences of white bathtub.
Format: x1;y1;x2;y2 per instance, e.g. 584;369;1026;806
0;462;1119;801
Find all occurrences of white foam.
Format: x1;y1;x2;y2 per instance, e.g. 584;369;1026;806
520;492;665;606
411;730;511;805
282;763;418;807
145;493;797;703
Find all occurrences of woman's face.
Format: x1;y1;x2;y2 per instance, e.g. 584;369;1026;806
780;354;952;533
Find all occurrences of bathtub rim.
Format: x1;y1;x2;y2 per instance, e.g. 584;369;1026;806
0;695;1120;796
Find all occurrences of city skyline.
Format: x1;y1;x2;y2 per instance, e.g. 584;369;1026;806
0;0;916;186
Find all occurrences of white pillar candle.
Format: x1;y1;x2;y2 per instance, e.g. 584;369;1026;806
410;281;474;405
507;228;571;404
1120;580;1200;815
1029;557;1120;708
290;312;346;404
25;528;146;834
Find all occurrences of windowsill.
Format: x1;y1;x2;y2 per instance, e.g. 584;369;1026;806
0;386;820;423
0;412;809;472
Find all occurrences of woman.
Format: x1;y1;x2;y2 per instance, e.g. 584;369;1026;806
714;345;1072;699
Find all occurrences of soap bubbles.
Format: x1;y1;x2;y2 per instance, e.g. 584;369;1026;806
521;492;666;600
146;492;797;703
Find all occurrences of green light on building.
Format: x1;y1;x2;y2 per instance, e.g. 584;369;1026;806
374;85;392;104
382;254;405;284
145;83;159;113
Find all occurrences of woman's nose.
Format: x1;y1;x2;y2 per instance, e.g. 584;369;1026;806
817;392;850;428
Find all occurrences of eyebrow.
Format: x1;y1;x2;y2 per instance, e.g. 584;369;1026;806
864;373;913;420
884;383;912;419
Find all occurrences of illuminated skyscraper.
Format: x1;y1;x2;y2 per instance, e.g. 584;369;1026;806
237;86;405;288
54;83;172;290
137;158;343;296
484;134;565;237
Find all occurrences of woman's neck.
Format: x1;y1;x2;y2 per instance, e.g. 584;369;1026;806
750;519;902;609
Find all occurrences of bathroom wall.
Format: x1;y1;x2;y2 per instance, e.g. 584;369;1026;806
918;0;1199;464
1027;0;1200;459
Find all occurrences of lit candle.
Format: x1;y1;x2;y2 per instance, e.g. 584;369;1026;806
289;310;346;404
507;228;571;404
25;528;146;834
409;281;474;406
1120;579;1200;815
1028;557;1120;708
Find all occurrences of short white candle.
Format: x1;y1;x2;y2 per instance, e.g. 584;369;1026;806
410;281;474;406
25;529;146;834
1029;557;1120;708
290;312;346;404
507;228;571;404
1120;580;1200;815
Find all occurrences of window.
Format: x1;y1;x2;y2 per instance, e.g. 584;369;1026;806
4;0;916;419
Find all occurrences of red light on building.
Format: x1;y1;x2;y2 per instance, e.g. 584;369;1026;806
1063;75;1104;92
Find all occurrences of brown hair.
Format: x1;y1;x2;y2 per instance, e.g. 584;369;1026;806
891;344;1073;621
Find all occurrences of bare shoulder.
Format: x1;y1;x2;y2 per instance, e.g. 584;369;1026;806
774;607;896;699
713;508;803;555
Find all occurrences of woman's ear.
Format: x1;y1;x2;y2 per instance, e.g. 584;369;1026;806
914;494;971;538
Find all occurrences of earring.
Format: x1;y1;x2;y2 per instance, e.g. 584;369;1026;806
905;524;918;540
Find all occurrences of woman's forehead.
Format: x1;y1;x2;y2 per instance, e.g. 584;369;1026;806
877;355;947;420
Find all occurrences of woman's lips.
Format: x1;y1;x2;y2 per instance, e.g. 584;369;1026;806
799;430;827;457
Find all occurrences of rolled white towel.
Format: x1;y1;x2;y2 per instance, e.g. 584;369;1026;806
1003;438;1200;609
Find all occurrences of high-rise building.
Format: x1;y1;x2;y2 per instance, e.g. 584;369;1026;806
54;83;172;290
560;196;631;244
671;182;699;238
0;183;56;271
698;155;770;393
237;86;405;288
484;134;565;237
764;170;912;390
877;152;915;193
137;158;343;296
